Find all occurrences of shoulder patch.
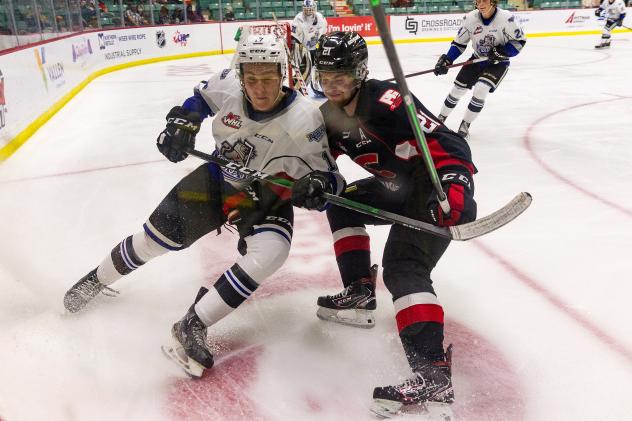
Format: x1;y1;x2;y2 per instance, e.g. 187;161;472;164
378;89;403;111
220;68;231;80
306;124;326;143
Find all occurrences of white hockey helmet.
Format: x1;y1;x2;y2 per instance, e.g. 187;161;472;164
303;0;316;16
235;34;288;83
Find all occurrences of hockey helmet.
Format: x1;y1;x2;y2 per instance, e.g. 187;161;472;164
235;34;288;83
314;31;369;82
303;0;316;16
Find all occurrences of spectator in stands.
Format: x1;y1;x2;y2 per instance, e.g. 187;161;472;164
80;0;98;28
224;4;235;21
172;6;184;23
158;6;172;24
98;0;108;13
124;3;143;26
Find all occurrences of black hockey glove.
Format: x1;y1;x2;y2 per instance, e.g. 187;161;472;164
616;16;624;27
157;106;201;163
434;54;453;76
291;171;332;210
487;46;509;65
594;7;602;16
426;171;476;227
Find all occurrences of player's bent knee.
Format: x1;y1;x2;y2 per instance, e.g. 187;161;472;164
472;82;491;100
236;231;291;283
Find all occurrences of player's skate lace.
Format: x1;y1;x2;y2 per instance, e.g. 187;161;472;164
64;269;119;313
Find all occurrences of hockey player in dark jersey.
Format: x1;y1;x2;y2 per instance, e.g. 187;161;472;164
291;32;477;416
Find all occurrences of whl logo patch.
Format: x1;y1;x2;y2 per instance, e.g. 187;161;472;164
222;112;242;129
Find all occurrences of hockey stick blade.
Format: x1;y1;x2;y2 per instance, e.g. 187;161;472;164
448;192;532;240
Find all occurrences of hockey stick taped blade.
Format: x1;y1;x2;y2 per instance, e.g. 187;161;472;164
449;192;532;241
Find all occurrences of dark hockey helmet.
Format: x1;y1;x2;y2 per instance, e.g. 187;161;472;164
314;31;369;81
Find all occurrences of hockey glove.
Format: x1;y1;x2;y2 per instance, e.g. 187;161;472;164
427;171;476;227
487;46;509;65
292;171;332;210
616;16;624;27
594;8;602;16
434;54;453;76
157;106;202;163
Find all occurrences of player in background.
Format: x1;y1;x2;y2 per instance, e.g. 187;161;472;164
63;34;343;378
291;31;476;415
434;0;526;140
291;0;328;97
594;0;626;49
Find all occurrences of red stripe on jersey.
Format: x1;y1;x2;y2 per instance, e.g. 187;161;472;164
334;235;370;257
428;138;475;174
395;304;444;332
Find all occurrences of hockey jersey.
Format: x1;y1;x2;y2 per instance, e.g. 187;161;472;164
291;11;328;51
447;7;526;62
598;0;626;20
321;79;475;198
184;69;343;193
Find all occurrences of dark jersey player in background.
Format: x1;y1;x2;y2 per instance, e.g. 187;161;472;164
291;32;477;416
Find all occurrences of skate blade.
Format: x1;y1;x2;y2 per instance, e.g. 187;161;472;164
371;400;454;420
161;342;205;379
316;307;375;329
370;399;403;418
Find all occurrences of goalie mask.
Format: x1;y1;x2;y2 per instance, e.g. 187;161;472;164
314;31;369;84
303;0;316;16
235;34;288;85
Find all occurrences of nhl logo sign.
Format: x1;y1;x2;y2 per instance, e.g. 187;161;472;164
156;31;166;48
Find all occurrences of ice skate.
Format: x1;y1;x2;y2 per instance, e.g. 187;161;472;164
63;268;119;313
162;307;214;378
594;40;611;49
371;345;454;419
317;264;378;328
457;120;470;141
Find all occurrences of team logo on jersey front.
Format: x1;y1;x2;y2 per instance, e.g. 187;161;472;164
378;89;402;111
222;112;243;129
220;139;256;167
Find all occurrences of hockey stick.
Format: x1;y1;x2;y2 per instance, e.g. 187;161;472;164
385;57;487;82
271;12;309;96
188;149;532;241
368;2;451;215
622;25;632;31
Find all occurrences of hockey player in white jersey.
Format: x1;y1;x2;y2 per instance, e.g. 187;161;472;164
292;0;328;96
594;0;626;49
63;34;343;377
434;0;526;140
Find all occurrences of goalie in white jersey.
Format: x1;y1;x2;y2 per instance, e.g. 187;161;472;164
434;0;526;139
594;0;627;49
292;0;328;96
63;34;343;378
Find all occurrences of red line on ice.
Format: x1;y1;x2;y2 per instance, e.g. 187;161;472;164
474;239;632;366
165;212;526;420
523;96;632;218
